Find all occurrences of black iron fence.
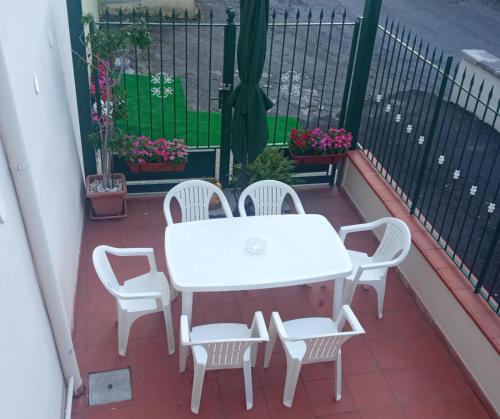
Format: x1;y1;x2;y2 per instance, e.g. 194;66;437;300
87;8;357;190
358;19;500;314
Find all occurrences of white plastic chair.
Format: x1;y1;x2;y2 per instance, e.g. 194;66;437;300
238;180;305;216
163;179;233;225
92;245;175;356
339;217;411;319
180;311;269;414
263;305;365;407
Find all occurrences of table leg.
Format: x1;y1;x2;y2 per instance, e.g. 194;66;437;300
179;292;193;373
333;277;345;320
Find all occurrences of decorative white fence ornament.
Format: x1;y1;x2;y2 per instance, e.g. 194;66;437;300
151;72;174;98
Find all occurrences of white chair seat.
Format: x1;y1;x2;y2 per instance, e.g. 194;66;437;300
346;250;386;282
120;271;171;312
191;323;252;341
282;317;339;337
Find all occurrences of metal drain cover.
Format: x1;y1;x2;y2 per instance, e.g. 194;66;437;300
88;368;132;406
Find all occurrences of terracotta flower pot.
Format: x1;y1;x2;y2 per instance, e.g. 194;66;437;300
128;161;186;174
85;173;127;220
289;151;346;166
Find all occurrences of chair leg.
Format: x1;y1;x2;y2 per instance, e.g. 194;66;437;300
117;309;131;357
179;345;189;373
170;284;179;301
283;358;302;408
373;279;386;319
335;349;342;401
191;363;206;414
263;320;278;369
243;359;253;410
163;305;175;355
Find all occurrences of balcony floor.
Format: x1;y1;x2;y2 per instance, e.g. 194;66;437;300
72;187;490;419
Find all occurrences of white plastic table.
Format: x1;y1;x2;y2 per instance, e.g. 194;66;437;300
165;214;352;370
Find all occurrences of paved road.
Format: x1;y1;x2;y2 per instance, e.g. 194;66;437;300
202;0;500;58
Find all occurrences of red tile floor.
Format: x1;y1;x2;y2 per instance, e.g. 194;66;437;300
72;187;491;419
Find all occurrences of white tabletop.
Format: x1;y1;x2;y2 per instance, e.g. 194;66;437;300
165;214;352;292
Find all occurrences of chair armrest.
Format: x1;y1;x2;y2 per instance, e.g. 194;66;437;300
270;312;289;339
335;305;365;334
338;219;387;242
180;315;191;346
104;247;158;272
250;311;269;341
115;290;163;300
289;192;305;215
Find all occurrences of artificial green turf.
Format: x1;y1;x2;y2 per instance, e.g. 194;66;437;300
116;74;300;146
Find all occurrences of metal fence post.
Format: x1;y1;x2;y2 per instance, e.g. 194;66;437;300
219;8;237;187
342;0;382;139
66;0;97;176
410;56;453;215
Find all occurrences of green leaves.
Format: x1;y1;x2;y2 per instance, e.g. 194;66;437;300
234;148;295;187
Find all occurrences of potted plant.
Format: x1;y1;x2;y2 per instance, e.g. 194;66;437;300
82;15;151;219
231;147;295;215
288;127;353;166
119;135;189;173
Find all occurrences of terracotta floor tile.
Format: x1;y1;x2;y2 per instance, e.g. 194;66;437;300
303;378;357;417
403;395;490;419
238;297;276;325
219;387;271;419
422;248;456;270
359;405;405;419
368;333;450;370
357;308;433;341
257;352;287;388
85;406;133;419
265;381;315;419
345;372;397;410
130;401;181;419
191;301;242;325
86;315;118;346
215;368;262;394
271;295;316;319
318;413;363;419
384;363;473;404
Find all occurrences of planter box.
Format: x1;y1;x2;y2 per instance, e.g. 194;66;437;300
85;173;127;220
290;151;346;166
128;162;186;174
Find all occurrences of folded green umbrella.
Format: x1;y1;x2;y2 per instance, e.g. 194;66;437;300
227;0;274;165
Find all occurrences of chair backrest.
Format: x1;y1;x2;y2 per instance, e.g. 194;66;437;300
163;179;233;225
372;218;411;265
272;306;364;363
181;312;268;369
238;180;305;216
92;245;122;299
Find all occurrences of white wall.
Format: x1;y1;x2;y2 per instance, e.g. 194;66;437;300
451;49;500;133
0;142;65;418
342;158;500;415
0;0;85;325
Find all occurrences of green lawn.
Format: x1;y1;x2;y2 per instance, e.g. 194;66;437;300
116;74;299;147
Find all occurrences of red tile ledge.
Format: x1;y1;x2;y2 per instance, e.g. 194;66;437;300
346;150;500;356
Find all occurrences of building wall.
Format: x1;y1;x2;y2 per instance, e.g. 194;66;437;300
0;142;65;418
0;0;85;326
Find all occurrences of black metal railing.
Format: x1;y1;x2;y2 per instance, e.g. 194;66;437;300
358;20;500;314
95;8;356;149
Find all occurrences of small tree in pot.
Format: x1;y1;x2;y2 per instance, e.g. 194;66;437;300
81;14;151;218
